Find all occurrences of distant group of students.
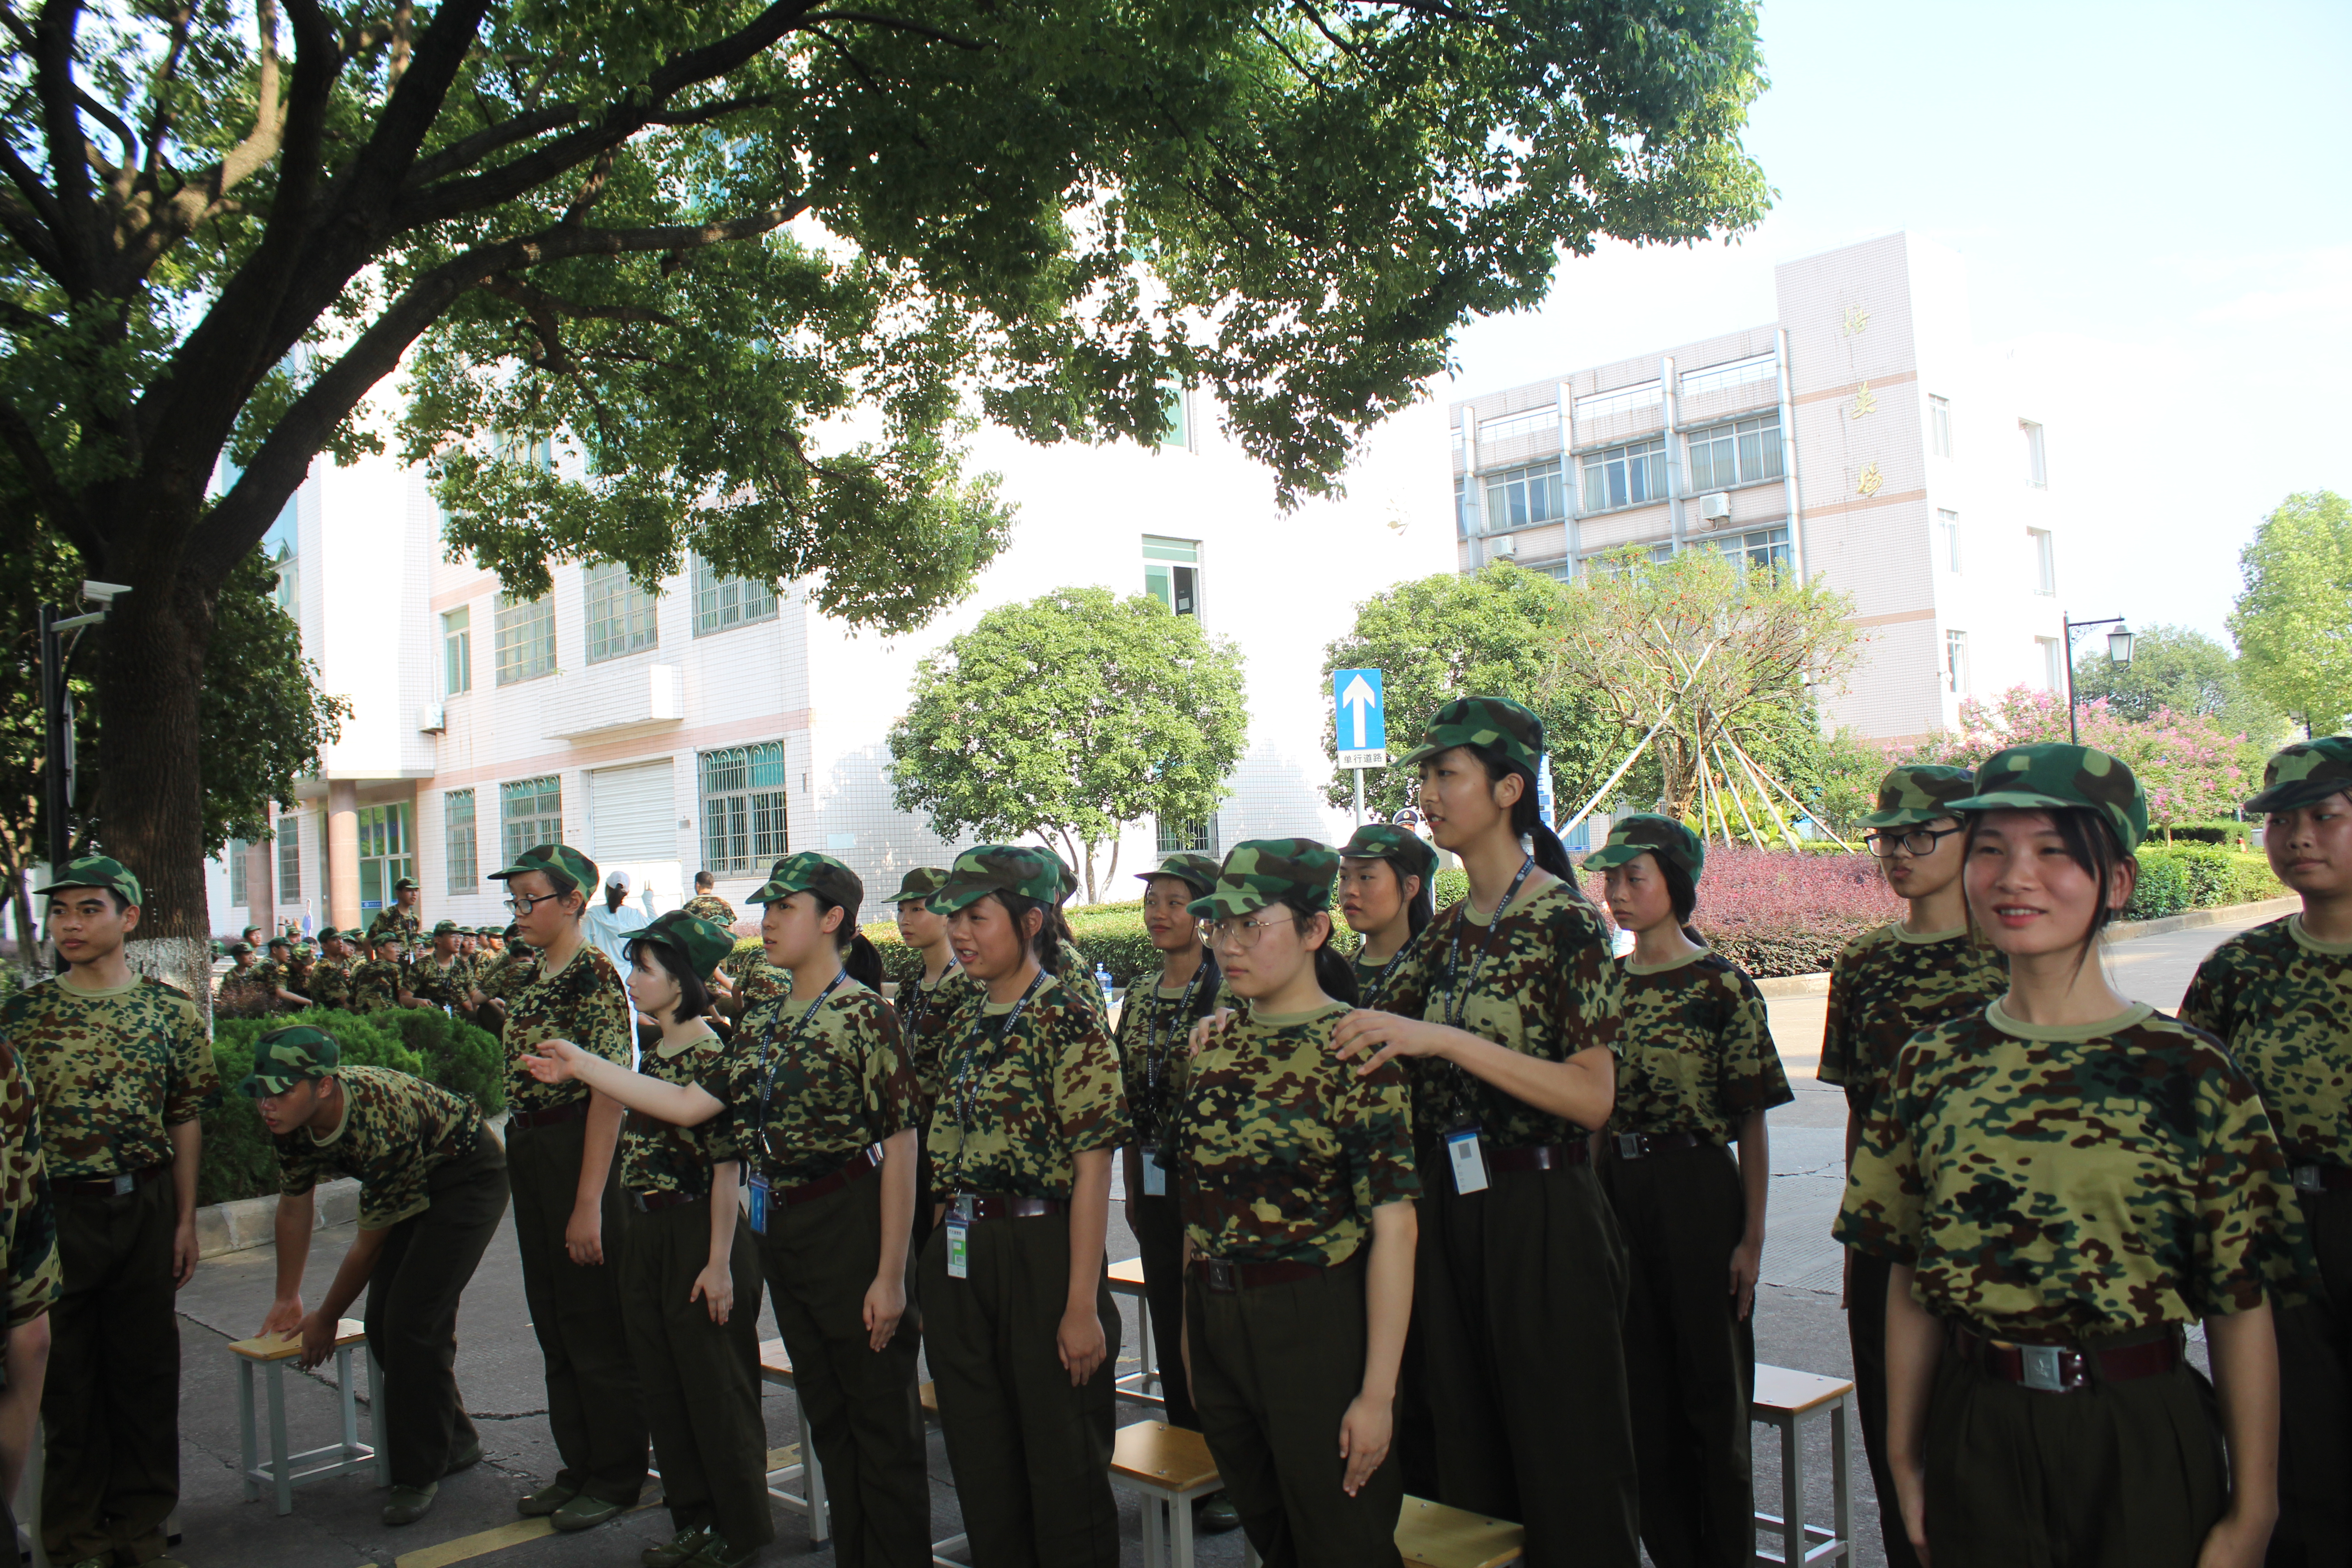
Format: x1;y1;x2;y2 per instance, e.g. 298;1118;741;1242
0;701;2347;1568
214;904;521;1019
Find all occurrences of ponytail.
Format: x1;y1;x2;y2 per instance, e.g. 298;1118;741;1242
1401;868;1435;938
1469;741;1592;906
1184;949;1225;1024
843;932;886;990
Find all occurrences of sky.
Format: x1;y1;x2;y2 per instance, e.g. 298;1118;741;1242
1446;0;2352;647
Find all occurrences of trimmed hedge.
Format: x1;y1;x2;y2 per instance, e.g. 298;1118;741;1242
2125;846;2282;922
2156;820;2254;848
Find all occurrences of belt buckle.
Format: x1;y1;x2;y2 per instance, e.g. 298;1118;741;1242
1202;1258;1236;1294
951;1195;975;1223
2019;1345;2066;1393
110;1173;134;1196
2295;1164;2324;1194
1616;1133;1642;1160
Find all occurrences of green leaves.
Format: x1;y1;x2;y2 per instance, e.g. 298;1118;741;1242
2230;491;2352;738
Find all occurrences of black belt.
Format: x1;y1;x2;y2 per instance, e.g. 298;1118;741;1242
632;1189;705;1214
508;1101;589;1132
1612;1130;1710;1160
1489;1142;1587;1175
946;1192;1065;1221
1949;1323;2182;1393
53;1162;166;1198
777;1146;881;1208
1191;1257;1325;1294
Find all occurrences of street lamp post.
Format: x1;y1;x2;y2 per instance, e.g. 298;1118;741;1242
36;583;130;876
2061;611;2136;745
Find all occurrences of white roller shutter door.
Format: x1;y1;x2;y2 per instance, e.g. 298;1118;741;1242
588;760;676;863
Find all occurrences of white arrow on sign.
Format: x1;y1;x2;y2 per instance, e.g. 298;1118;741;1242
1340;672;1379;748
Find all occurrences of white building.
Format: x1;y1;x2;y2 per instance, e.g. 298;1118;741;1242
208;390;1455;936
1450;231;2067;743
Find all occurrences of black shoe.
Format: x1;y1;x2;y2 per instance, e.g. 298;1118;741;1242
1196;1491;1242;1533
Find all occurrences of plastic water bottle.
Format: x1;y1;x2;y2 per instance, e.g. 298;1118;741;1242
1095;962;1114;995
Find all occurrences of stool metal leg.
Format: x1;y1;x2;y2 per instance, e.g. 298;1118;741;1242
805;1434;829;1544
335;1346;360;1468
1170;1489;1196;1568
369;1350;389;1485
237;1359;260;1504
1830;1395;1852;1563
1137;1298;1155;1401
1139;1494;1166;1568
1779;1411;1803;1567
266;1359;294;1516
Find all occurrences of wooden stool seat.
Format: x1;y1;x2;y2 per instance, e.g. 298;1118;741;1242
1108;1255;1148;1293
758;1338;795;1385
918;1380;940;1418
1751;1362;1855;1565
755;1338;828;1545
230;1317;384;1516
1109;1421;1223;1568
1396;1494;1525;1568
1753;1365;1852;1417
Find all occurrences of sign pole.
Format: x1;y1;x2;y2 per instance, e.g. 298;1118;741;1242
1353;768;1365;827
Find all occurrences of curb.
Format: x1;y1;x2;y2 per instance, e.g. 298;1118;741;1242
196;1177;359;1259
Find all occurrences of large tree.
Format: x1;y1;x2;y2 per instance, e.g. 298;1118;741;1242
0;0;1769;982
886;586;1248;903
2070;621;2283;745
2230;491;2352;738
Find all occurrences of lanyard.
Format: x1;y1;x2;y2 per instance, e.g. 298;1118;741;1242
951;969;1047;1171
1441;856;1534;1030
1361;943;1411;1007
755;970;848;1142
1141;960;1208;1137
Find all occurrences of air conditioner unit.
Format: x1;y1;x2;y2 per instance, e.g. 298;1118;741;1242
1489;534;1518;558
417;704;446;733
1699;492;1733;521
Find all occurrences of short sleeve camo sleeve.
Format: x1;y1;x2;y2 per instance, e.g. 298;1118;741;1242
0;1041;58;1333
7;977;221;1181
621;1033;745;1196
501;943;634;1114
2180;916;2352;1167
1819;923;2008;1115
275;1065;482;1231
1609;951;1792;1142
926;974;1129;1200
727;982;921;1189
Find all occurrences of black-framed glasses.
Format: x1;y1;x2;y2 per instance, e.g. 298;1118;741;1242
503;890;566;916
1864;825;1966;858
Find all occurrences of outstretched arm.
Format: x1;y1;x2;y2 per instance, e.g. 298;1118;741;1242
520;1038;724;1126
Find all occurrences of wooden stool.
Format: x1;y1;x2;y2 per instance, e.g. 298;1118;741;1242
228;1318;384;1516
1396;1494;1524;1567
1110;1420;1223;1568
1750;1364;1853;1565
757;1338;831;1544
1107;1256;1163;1409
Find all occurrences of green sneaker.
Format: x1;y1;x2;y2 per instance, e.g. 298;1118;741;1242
382;1482;439;1525
518;1480;578;1517
684;1533;763;1567
549;1492;627;1532
644;1525;715;1567
1196;1491;1242;1533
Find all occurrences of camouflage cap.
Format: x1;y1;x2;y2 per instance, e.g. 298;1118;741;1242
887;867;954;905
266;935;290;951
927;845;1063;914
392;876;419;893
227;940;254;957
1858;764;1978;828
432;919;461;937
1135;852;1222;897
238;1024;341;1097
34;853;143;906
1187;838;1341;921
2243;736;2352;814
747;851;865;912
1581;812;1706;882
629;909;736;980
1337;823;1439;884
1949;743;2149;853
488;842;598;895
372;930;406;949
1396;696;1545;779
501;922;522;941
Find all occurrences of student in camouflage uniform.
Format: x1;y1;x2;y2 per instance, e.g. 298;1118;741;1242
1331;698;1635;1567
284;939;315;1001
1585;815;1791;1568
6;857;220;1568
0;1000;58;1559
1044;857;1110;1022
368;876;425;945
1171;841;1417;1567
215;941;272;1019
1838;744;2297;1568
489;843;648;1532
683;871;738;930
523;911;773;1568
923;845;1128;1568
247;1025;509;1525
256;938;306;1012
302;931;355;1014
1338;823;1438;1008
890;866;975;1272
2179;735;2352;1568
407;920;476;1011
1815;764;2004;1568
350;934;407;1014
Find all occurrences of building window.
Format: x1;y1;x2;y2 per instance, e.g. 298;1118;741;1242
446;788;478;894
1453;479;1468;540
1686;412;1783;492
1577;542;1676;581
699;743;789;875
1159;384;1193;452
1157;814;1218;856
442;607;472;695
1144;536;1201;617
2030;527;2056;594
1930;395;1952;457
691;554;779;637
500;777;563;870
1484;460;1566;532
1477;407;1558;446
494;593;556;685
1945;630;1970;696
1710;525;1792;582
356;802;414;913
2021;419;2048;486
583;561;658;663
263;495;299;616
1937;510;1962;573
228;839;248;906
276;813;301;902
1449;419;1465;454
1580;438;1669;513
2038;636;2063;693
1678;352;1778;401
1573;381;1663;421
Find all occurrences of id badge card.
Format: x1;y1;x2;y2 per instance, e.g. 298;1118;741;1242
1446;1126;1490;1196
1140;1143;1167;1198
946;1218;970;1280
747;1172;769;1235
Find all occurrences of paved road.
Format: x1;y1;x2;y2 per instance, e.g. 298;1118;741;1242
142;903;2288;1568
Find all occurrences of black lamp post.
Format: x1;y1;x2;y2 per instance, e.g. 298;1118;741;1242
2062;612;2135;745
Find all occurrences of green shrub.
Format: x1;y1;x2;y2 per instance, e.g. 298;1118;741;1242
376;1008;508;1115
2126;847;2282;921
2162;820;2253;847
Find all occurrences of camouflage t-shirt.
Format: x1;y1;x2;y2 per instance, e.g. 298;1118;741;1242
250;958;287;997
305;958;354;1013
1819;922;2009;1118
927;972;1129;1200
622;1032;744;1197
1351;940;1420;1012
729;980;921;1189
349;960;405;1014
1171;1002;1419;1266
1050;943;1109;1023
1609;950;1793;1143
4;976;220;1181
2180;915;2352;1167
1114;962;1219;1147
367;907;424;944
0;1038;59;1334
732;961;792;1012
275;1065;482;1231
473;949;539;1003
1381;880;1624;1148
682;895;738;928
406;953;476;1010
897;964;982;1103
214;965;274;1019
501;942;634;1116
1835;1001;2304;1339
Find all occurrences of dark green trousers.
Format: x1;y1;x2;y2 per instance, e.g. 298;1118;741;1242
1187;1250;1403;1568
921;1212;1121;1568
2273;1187;2352;1568
1129;1191;1199;1430
1416;1153;1637;1568
760;1167;929;1568
1846;1249;1921;1568
1924;1334;2225;1567
1602;1142;1754;1568
622;1194;772;1551
44;1171;178;1564
509;1116;647;1504
366;1133;509;1486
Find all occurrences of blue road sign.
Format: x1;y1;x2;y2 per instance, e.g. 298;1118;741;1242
1334;668;1387;764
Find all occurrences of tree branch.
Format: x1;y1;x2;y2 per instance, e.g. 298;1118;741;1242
797;10;986;49
402;102;583;188
29;0;98;289
0;392;98;558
